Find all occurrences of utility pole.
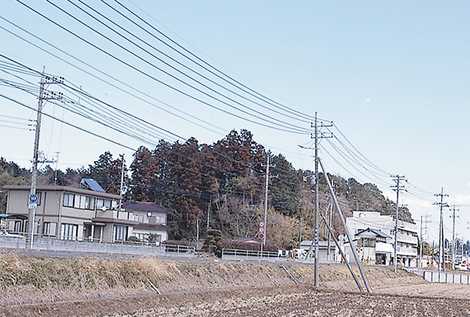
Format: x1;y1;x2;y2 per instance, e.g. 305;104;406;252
419;214;431;268
391;175;406;272
263;153;270;246
311;112;333;288
118;154;125;212
299;115;333;287
196;217;199;250
449;205;459;270
419;215;423;269
206;198;211;231
26;71;63;249
53;151;60;185
434;187;449;272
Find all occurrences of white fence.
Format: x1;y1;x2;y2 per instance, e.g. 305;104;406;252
0;235;195;257
408;268;470;285
221;248;287;262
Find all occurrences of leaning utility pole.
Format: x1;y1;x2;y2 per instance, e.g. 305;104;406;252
319;158;370;292
391;175;406;272
263;153;270;246
434;187;449;272
26;71;63;249
450;205;459;270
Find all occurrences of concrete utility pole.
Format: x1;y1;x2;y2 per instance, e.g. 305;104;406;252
418;214;431;268
450;205;459;270
319;158;370;293
311;112;333;288
434;187;449;272
419;215;423;268
263;153;270;246
118;154;125;212
391;175;406;272
26;71;63;249
206;198;211;231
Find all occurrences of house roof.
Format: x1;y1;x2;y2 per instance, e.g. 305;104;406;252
123;201;169;214
2;185;121;199
355;228;391;239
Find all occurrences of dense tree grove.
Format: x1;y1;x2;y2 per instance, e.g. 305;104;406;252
0;129;415;248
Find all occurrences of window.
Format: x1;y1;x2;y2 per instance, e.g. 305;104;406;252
13;221;23;233
36;192;42;206
85;196;96;210
63;193;75;207
60;223;78;240
43;222;57;236
104;199;112;210
113;224;128;241
74;195;87;209
96;198;104;209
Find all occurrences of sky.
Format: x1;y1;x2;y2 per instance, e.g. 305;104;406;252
1;0;470;242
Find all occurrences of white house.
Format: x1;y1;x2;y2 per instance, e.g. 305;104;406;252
346;210;418;267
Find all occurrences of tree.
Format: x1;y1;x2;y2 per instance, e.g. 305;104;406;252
86;152;128;194
129;146;158;202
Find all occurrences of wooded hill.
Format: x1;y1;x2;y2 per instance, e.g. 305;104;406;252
0;129;413;248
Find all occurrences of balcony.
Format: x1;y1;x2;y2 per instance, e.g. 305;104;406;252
93;210;139;223
134;214;165;225
397;232;418;245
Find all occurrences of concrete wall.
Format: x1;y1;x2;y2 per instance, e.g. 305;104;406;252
0;235;195;257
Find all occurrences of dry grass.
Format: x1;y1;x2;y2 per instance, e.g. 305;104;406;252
0;251;425;307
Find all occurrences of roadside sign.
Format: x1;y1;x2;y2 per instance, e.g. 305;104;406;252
28;194;38;209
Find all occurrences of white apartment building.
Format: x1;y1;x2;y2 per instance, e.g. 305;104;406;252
346;210;418;267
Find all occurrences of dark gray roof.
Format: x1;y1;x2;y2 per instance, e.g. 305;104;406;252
123;201;169;214
355;228;391;239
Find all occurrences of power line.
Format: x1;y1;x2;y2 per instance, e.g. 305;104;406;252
107;0;316;122
68;0;311;126
19;0;307;134
0;54;186;141
0;93;136;151
0;15;226;135
332;123;390;177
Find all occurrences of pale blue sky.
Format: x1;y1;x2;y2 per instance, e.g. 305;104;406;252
1;1;470;240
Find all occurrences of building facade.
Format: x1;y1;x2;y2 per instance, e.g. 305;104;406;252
3;184;168;244
346;210;418;267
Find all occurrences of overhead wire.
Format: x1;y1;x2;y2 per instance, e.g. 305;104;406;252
107;0;316;122
0;15;226;135
69;0;311;125
21;0;308;134
0;93;136;151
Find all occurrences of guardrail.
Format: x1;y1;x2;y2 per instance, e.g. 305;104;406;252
0;235;195;257
221;248;287;262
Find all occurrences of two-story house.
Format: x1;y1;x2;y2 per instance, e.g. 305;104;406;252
346;210;418;267
3;181;168;244
123;201;168;243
